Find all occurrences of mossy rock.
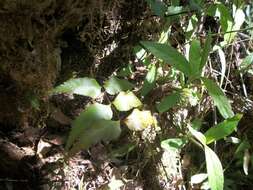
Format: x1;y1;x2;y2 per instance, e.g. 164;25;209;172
0;0;162;127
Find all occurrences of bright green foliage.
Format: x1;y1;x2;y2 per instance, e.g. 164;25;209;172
124;109;157;131
161;138;187;151
113;91;142;111
189;126;224;190
156;91;181;113
140;41;191;76
68;119;121;156
189;39;202;77
204;114;242;144
202;78;234;119
104;76;134;95
52;77;101;98
140;64;157;97
204;145;224;190
66;103;113;151
49;1;251;188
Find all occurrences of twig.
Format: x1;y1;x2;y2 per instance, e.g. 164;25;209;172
211;26;253;36
0;178;28;182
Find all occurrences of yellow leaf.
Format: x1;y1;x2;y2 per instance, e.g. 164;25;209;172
124;109;157;131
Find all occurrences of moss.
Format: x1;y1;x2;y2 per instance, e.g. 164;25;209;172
0;0;162;127
0;0;92;126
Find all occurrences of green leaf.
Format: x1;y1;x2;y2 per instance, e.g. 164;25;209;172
199;32;212;73
171;0;180;6
104;76;134;95
156;91;181;113
140;41;191;76
224;8;245;44
161;138;187;151
217;4;233;33
189;39;202;77
204;145;224;190
124;109;157;131
52;77;101;98
189;126;206;145
202;78;234;119
117;65;134;77
204;114;242;144
166;6;183;15
235;139;250;156
113;92;142;111
239;53;253;73
66;103;113;150
134;45;147;63
191;118;202;130
141;64;157;97
217;46;226;86
189;0;203;12
206;4;216;16
68;119;121;156
145;0;167;16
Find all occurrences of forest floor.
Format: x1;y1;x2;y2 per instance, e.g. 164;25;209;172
1;1;253;190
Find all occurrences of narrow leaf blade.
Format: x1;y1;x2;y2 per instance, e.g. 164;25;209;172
189;126;206;145
205;114;242;144
161;138;187;151
140;41;191;76
204;146;224;190
141;64;157;97
217;47;226;86
189;39;202;77
202;78;234;119
199;33;212;72
156;91;181;113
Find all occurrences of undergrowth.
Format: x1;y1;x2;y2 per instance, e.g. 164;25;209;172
51;0;253;189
